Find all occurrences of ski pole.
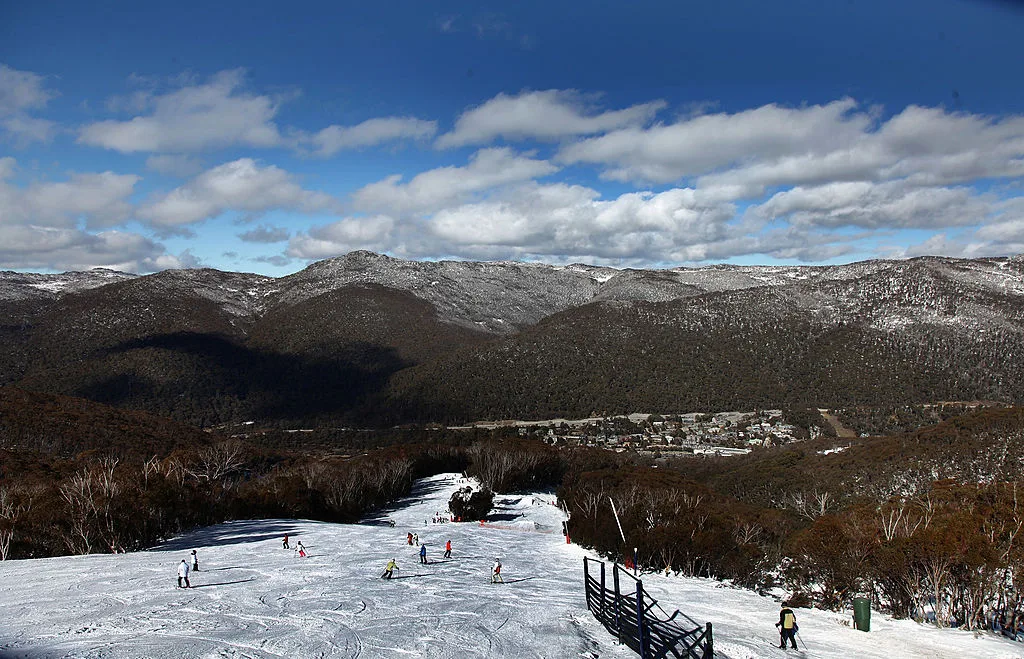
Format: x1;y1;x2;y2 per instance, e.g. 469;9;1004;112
796;631;806;650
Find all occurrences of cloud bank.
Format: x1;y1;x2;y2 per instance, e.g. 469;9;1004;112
5;69;1024;273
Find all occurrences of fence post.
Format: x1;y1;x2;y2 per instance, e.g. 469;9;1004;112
614;564;622;645
636;577;646;658
702;622;713;659
600;561;606;622
583;559;590;611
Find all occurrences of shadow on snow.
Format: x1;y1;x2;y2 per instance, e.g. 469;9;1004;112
189;578;256;589
154;520;302;552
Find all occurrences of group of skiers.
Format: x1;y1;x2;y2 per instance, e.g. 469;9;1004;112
382;533;504;583
282;535;307;557
176;534;314;588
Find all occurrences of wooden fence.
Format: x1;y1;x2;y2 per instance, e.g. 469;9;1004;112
583;557;714;659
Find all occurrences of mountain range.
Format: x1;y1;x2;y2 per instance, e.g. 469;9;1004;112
2;251;1023;426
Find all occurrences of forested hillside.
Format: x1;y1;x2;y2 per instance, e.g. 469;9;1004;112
2;253;1023;426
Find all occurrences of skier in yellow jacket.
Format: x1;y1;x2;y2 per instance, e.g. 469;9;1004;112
776;605;798;649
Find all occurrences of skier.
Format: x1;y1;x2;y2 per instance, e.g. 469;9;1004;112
413;533;419;546
297;541;307;558
283;534;290;550
407;532;413;545
177;559;191;588
382;558;398;579
491;558;503;583
444;539;452;559
420;543;428;564
191;549;199;572
776;604;798;649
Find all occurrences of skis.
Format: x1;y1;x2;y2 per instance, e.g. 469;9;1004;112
766;642;804;654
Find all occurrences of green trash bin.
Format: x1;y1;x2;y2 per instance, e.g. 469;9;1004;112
853;597;871;632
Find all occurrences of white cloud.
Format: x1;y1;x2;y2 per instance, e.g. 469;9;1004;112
0;159;139;229
558;98;869;184
412;182;738;262
306;117;437;157
436;90;666;148
253;254;293;268
0;224;191;272
291;178;766;265
556;100;1024;195
753;181;989;229
0;64;58;145
2;114;57;145
891;234;989;260
238;224;290;243
78;69;284;153
972;198;1024;244
0;64;56;115
437;15;459;33
352;147;558;215
0;159;187;272
287;215;396;259
145;154;204;177
138;158;339;229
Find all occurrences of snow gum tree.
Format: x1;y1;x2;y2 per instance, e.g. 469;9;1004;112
448;486;494;521
0;486;29;561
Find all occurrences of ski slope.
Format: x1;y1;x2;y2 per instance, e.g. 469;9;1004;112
0;473;1020;658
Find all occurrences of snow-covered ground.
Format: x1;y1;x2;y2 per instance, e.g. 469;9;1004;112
0;473;1020;658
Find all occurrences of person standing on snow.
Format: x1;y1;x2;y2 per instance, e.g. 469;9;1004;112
444;539;452;559
776;604;798;649
283;534;290;550
491;558;503;583
382;558;398;579
191;549;199;572
297;541;307;558
407;532;413;545
177;559;191;588
419;543;428;564
413;533;419;546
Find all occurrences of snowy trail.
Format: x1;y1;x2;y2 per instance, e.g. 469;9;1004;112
0;475;618;659
0;473;1021;658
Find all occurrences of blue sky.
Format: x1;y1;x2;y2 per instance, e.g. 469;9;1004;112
2;0;1024;275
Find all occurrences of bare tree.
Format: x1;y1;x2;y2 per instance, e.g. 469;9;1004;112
297;461;327;491
787;489;836;521
187;441;245;482
733;521;764;546
60;469;99;554
0;486;29;561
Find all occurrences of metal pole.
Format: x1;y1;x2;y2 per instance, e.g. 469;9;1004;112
609;497;627;545
600;561;606;622
634;547;639;576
